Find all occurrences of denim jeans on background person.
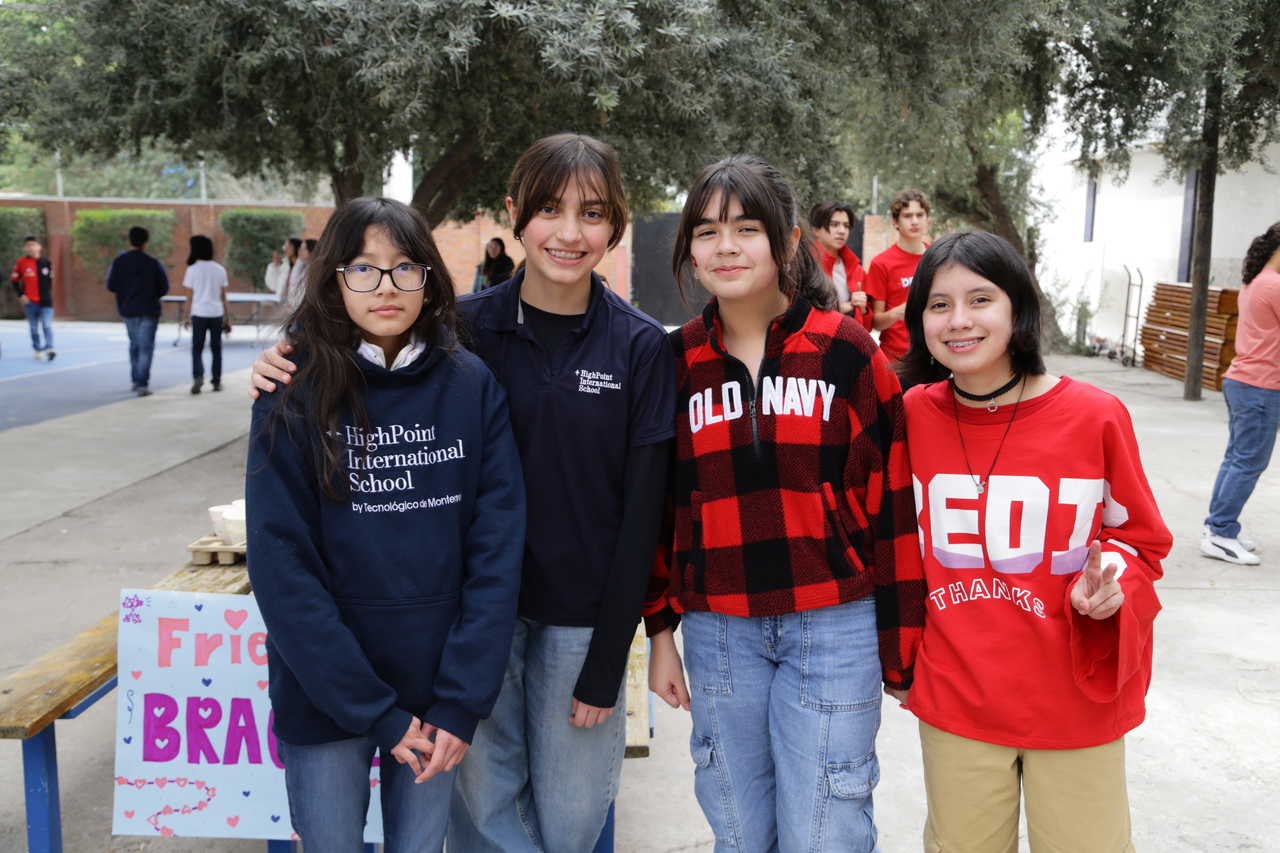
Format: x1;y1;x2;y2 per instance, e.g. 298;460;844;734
449;618;627;853
1206;377;1280;539
680;596;883;853
24;303;54;353
122;314;159;389
190;314;223;382
280;735;454;853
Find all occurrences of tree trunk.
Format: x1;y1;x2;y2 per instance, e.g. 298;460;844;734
966;148;1071;353
411;129;491;228
330;128;365;206
1184;74;1223;401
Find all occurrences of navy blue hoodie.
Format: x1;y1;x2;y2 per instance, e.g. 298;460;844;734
105;249;170;318
246;334;525;750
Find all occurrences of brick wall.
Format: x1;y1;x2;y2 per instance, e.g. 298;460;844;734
1;197;633;320
860;214;935;267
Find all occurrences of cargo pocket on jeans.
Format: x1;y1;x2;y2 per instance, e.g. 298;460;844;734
827;752;880;800
690;734;739;848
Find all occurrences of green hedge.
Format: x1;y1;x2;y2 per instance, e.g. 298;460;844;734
220;209;304;292
71;209;177;275
0;207;47;319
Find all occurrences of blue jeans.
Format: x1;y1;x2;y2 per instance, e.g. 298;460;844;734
1206;377;1280;538
190;314;223;381
681;596;882;853
280;735;454;853
449;618;626;853
122;314;159;389
25;303;53;352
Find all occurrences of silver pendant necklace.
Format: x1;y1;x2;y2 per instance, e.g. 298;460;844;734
951;376;1025;495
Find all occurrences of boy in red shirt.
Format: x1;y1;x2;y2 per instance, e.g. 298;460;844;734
867;189;930;365
11;236;56;361
809;200;872;331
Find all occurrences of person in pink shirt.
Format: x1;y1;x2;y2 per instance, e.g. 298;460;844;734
1202;221;1280;565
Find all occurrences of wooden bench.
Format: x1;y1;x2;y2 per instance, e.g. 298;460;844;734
0;563;652;853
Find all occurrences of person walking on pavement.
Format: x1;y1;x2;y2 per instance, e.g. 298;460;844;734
1202;221;1280;565
106;226;169;397
11;236;56;361
182;235;232;394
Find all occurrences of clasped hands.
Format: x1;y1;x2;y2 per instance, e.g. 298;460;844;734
389;716;469;784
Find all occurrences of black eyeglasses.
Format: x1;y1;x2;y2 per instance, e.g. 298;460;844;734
336;263;431;292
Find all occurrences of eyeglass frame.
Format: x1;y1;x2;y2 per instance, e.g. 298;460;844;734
335;263;432;293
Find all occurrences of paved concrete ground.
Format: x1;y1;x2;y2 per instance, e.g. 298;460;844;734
1;352;1276;852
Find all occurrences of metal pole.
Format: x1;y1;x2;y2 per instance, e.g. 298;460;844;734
871;175;879;216
54;148;64;198
200;159;208;201
23;726;63;853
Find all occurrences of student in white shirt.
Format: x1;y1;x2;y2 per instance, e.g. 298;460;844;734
183;235;232;393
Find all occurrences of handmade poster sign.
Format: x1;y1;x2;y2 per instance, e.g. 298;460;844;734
112;588;384;842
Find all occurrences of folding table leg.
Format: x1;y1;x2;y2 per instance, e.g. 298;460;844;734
23;724;63;853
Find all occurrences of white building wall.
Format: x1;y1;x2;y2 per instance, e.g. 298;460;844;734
1035;129;1280;353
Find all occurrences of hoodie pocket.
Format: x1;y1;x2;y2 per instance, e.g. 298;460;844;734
333;591;462;713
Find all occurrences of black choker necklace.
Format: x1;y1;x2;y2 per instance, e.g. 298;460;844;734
952;374;1023;412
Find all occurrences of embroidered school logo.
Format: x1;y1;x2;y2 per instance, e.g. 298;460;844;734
576;369;622;395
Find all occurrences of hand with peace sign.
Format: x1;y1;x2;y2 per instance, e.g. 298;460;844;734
1071;541;1125;620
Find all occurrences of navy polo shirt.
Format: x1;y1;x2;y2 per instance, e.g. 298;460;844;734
458;271;676;626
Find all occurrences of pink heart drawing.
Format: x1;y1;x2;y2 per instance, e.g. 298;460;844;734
181;805;192;815
194;780;205;789
133;779;147;789
224;609;248;630
130;671;142;679
196;802;208;811
155;777;167;788
123;810;135;819
160;827;174;837
291;833;300;840
162;806;174;816
176;778;188;787
370;779;379;788
226;816;240;828
257;680;269;690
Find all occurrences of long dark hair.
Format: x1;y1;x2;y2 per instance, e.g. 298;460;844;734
896;230;1046;386
269;197;457;500
285;237;302;262
1242;222;1280;285
481;238;511;277
672;155;835;312
187;235;214;265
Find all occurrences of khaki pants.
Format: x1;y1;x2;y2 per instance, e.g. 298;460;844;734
919;721;1136;853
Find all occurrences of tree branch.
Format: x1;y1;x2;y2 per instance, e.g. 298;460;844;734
411;128;490;228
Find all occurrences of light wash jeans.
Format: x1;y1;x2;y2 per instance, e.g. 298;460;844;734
280;735;454;853
122;314;159;389
681;596;883;853
1206;377;1280;538
449;618;626;853
25;303;53;352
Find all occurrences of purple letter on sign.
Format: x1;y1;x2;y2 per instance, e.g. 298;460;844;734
222;698;263;765
143;693;181;762
186;697;223;764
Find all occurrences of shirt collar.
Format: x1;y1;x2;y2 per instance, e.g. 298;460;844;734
701;294;812;361
491;268;607;332
357;335;427;370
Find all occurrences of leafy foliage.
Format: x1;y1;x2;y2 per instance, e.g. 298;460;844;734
70;209;177;275
29;0;857;225
219;209;304;292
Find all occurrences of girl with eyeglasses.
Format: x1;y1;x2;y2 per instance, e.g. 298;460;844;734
245;196;526;853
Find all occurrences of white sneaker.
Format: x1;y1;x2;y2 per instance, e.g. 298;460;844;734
34;350;44;360
1201;533;1262;565
1204;524;1255;552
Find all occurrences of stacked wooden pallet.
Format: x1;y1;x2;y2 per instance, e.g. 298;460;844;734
1140;282;1239;391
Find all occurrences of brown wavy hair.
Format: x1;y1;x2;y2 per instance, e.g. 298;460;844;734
267;197;457;500
507;133;629;250
672;155;836;312
890;188;931;221
1242;221;1280;285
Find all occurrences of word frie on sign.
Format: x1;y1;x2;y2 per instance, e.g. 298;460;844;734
113;589;384;842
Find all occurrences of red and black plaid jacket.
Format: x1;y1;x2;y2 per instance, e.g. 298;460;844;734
643;296;925;689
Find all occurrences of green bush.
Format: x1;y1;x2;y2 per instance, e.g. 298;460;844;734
0;207;46;319
220;209;304;292
71;209;177;275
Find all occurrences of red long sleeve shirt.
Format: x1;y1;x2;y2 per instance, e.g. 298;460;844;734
644;297;926;689
904;378;1171;749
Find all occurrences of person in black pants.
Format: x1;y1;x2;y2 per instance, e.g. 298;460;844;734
182;235;232;393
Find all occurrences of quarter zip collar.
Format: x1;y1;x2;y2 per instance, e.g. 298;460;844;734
701;294;812;362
